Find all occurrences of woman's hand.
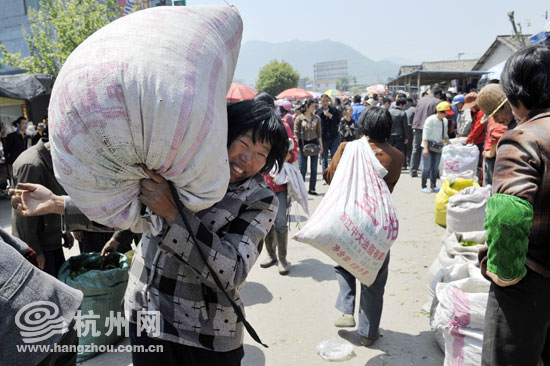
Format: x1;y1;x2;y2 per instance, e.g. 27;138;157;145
423;147;429;158
101;237;120;257
9;183;65;216
139;167;179;225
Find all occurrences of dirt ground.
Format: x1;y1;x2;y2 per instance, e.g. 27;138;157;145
1;170;447;365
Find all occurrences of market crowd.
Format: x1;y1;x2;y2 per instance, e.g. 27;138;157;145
1;43;549;366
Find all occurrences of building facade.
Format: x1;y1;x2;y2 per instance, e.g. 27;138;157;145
313;60;348;91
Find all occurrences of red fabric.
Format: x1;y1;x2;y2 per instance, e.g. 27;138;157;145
466;109;486;145
263;120;299;193
483;117;508;152
24;247;39;267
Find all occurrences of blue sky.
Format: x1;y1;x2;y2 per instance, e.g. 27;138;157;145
186;0;549;63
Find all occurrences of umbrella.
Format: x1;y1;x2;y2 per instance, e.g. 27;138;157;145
308;91;321;99
226;82;257;102
276;88;313;101
324;89;343;98
366;84;388;94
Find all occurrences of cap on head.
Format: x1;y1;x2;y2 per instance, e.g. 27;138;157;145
478;84;508;124
452;94;465;105
461;92;478;110
281;101;292;111
436;101;454;117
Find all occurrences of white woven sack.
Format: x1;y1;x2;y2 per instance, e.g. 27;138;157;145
441;145;479;180
49;6;242;232
426;231;486;307
431;278;490;366
446;185;492;234
293;138;399;286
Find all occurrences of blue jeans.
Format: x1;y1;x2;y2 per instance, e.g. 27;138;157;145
321;137;340;171
421;150;442;189
334;252;390;338
299;153;318;192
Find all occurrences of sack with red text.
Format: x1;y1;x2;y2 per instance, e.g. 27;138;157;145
293;138;399;286
49;6;242;232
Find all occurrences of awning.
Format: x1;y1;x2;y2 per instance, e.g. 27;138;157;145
0;74;55;100
386;70;488;88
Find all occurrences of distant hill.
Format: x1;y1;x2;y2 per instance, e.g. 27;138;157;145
233;40;401;87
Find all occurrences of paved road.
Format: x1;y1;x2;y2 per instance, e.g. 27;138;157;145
2;170;446;365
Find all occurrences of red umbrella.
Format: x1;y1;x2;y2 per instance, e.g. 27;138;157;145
276;88;313;101
226;82;258;101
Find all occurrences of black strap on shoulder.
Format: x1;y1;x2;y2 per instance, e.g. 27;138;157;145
167;181;268;348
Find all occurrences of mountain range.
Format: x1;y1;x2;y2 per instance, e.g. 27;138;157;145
233;40;404;87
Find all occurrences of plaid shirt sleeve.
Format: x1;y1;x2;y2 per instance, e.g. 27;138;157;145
160;187;278;291
62;197;115;233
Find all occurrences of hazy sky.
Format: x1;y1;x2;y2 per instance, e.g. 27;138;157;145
186;0;549;63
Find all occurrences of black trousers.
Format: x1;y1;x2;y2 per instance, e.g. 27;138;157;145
38;320;78;366
482;268;550;365
130;322;244;366
389;135;406;167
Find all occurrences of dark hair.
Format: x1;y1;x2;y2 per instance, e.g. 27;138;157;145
501;45;550;112
227;100;289;174
382;97;392;105
406;97;415;105
396;98;407;106
432;87;443;97
13;116;26;125
357;106;392;142
320;94;331;101
353;95;361;104
253;92;276;109
279;105;288;116
334;97;341;106
300;98;316;113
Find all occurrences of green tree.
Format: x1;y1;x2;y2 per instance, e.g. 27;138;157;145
255;60;300;97
0;0;121;75
336;76;350;91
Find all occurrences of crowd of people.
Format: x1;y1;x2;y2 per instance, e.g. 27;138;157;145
0;43;549;366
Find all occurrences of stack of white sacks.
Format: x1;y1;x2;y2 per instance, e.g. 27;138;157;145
426;183;493;366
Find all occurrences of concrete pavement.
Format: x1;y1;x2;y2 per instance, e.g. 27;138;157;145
2;170;446;365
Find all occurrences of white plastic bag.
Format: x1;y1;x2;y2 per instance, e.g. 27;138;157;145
446;185;492;234
440;145;479;181
293;138;399;286
271;162;309;215
431;278;489;366
49;6;243;232
426;231;486;307
316;339;355;362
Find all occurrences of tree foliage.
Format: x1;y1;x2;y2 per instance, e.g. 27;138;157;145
255;60;300;97
0;0;121;75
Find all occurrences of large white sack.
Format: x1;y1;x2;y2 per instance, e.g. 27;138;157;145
431;278;490;366
426;231;486;307
293;138;399;286
446;185;492;234
49;6;242;232
440;145;479;181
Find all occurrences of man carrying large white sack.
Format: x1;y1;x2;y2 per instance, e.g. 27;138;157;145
10;6;291;365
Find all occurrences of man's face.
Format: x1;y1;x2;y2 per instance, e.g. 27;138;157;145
493;102;515;125
18;119;28;133
227;130;271;183
320;96;330;109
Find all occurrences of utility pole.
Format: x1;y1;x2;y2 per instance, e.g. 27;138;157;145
457;52;464;60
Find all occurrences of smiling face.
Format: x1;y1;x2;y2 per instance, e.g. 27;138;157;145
228;130;272;183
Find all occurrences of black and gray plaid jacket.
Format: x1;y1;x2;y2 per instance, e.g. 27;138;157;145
63;173;277;351
123;174;277;351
